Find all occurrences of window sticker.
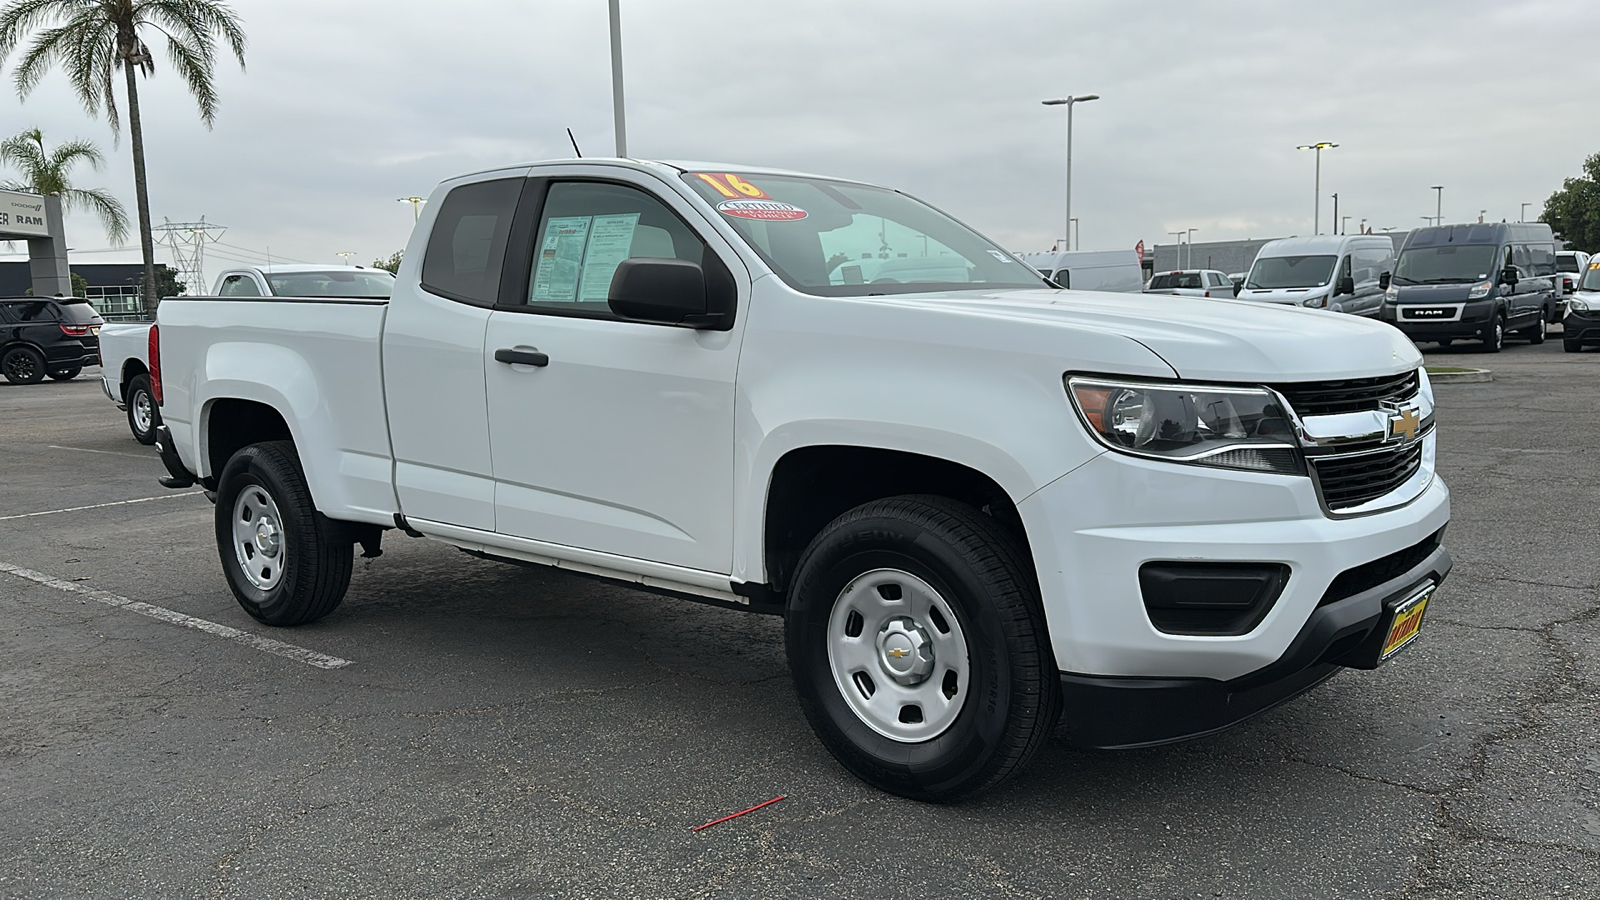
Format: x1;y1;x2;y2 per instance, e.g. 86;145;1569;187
717;199;808;221
987;249;1018;265
694;173;770;199
576;214;641;303
531;216;592;301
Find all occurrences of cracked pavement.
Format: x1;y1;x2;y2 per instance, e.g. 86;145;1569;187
1;343;1597;899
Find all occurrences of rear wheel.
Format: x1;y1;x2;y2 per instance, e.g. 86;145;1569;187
47;366;82;381
1437;338;1453;347
1481;314;1505;353
1523;317;1546;344
215;441;352;626
1566;339;1583;353
2;346;46;384
785;495;1059;802
125;374;160;445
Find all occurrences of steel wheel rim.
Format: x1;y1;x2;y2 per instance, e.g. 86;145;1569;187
826;567;970;742
232;485;286;591
132;391;153;433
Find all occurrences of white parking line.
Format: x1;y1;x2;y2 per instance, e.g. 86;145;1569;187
0;491;205;522
47;444;157;460
0;562;354;670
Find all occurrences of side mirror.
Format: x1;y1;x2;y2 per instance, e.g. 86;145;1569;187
1501;266;1519;286
608;258;721;328
1232;283;1242;297
1378;272;1391;291
1337;275;1356;296
1564;278;1576;296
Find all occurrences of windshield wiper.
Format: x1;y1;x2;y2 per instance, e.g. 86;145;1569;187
1422;278;1472;284
1390;276;1418;285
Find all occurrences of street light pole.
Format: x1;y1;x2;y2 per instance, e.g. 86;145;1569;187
1332;193;1339;234
1431;185;1444;227
1520;202;1531;223
1168;231;1185;270
1341;216;1352;235
1070;217;1080;252
1042;94;1099;252
1186;228;1197;268
396;197;426;222
608;0;628;157
1296;142;1338;235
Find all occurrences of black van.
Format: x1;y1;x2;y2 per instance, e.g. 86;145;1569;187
1380;223;1558;352
0;297;104;384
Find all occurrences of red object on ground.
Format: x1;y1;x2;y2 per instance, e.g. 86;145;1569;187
691;795;786;832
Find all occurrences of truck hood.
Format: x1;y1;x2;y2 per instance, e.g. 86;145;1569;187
1238;285;1328;306
875;288;1421;382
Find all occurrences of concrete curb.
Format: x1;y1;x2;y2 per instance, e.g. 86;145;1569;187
1426;367;1492;383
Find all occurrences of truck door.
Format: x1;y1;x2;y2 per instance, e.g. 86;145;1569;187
383;175;528;531
481;174;745;574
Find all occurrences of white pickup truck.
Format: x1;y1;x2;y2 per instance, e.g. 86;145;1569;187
99;264;394;443
150;159;1451;801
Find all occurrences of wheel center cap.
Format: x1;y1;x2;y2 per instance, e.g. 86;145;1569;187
254;520;280;557
877;616;935;685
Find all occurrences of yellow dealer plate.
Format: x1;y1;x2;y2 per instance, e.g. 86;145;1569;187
1380;587;1432;662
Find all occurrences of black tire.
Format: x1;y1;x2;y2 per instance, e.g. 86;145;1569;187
125;374;160;445
215;441;352;626
1;345;46;384
785;495;1059;802
1437;338;1453;347
1566;340;1583;353
47;366;82;381
1481;314;1505;353
1523;317;1546;345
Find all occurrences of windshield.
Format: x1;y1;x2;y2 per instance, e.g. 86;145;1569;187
265;270;395;297
681;172;1045;296
1582;263;1600;292
1393;244;1499;285
1245;255;1336;289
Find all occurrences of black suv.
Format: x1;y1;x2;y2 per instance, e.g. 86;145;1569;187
0;298;104;384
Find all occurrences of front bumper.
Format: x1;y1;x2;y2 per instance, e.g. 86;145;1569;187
1058;537;1448;748
1018;448;1451;682
1382;299;1495;340
1564;310;1600;345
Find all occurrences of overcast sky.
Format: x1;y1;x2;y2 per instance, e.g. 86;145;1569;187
3;0;1598;288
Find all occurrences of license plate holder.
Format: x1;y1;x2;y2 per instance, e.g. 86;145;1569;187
1378;585;1433;662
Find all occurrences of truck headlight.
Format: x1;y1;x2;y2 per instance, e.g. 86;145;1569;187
1066;376;1303;475
1302;293;1327;308
1384;287;1398;303
1572;296;1591;313
1467;281;1493;300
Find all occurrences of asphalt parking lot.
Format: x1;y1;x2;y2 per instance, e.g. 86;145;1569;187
2;342;1598;899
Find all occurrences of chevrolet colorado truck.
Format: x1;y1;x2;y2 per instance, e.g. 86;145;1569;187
150;159;1451;801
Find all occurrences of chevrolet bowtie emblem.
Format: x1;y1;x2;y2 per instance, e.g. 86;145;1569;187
887;648;909;658
1388;406;1421;442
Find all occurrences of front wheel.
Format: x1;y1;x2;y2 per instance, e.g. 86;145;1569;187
785;495;1059;802
1523;317;1546;345
1481;314;1505;353
48;366;82;381
125;374;160;445
2;346;46;384
1566;339;1583;353
215;441;352;626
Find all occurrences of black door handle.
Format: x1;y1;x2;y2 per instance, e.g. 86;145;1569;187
494;347;549;367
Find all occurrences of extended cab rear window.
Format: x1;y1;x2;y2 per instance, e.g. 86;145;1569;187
421;178;523;306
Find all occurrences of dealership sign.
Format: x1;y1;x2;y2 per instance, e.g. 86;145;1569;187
0;189;51;238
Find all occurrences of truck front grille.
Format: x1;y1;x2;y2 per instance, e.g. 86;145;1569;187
1310;442;1424;511
1273;370;1419;415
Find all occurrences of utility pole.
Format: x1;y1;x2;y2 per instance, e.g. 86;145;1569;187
609;0;628;157
152;217;224;298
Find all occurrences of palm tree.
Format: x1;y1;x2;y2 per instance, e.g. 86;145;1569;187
1;126;128;244
0;0;246;310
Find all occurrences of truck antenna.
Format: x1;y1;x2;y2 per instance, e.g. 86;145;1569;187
567;128;583;158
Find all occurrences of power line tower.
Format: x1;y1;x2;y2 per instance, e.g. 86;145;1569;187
153;217;225;294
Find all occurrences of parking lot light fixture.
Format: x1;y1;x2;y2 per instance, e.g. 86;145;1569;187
1186;228;1197;268
1042;94;1099;253
1296;142;1338;235
1431;186;1444;226
1168;231;1185;269
397;197;427;222
1521;202;1531;223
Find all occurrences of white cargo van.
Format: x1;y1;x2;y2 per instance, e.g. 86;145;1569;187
1238;235;1394;317
1017;249;1143;293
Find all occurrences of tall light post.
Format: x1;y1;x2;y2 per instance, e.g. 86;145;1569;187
1070;217;1080;252
1042;94;1099;251
1168;231;1185;270
1186;228;1198;268
608;0;628;157
1296;142;1338;234
1341;216;1352;235
336;251;355;267
397;197;426;222
1520;202;1531;223
1431;185;1444;227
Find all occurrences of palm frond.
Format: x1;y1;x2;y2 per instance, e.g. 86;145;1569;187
61;185;128;245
